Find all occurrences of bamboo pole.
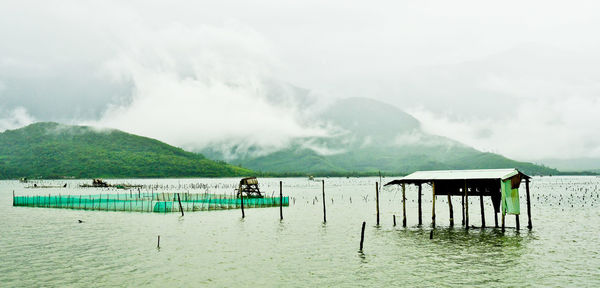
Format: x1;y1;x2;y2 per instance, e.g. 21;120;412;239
501;210;505;233
461;194;465;226
279;181;283;220
432;182;436;227
359;221;366;251
322;180;326;223
418;184;422;226
177;193;184;217
448;193;454;227
526;178;532;230
464;180;469;230
376;182;380;226
479;191;485;228
402;183;406;227
494;210;499;228
240;183;245;218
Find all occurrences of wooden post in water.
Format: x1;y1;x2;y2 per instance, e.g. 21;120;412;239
464;180;469;230
157;235;160;248
359;221;366;251
240;183;245;218
417;184;423;226
479;191;485;228
516;214;520;231
447;193;454;227
431;182;436;227
322;180;326;223
393;215;396;226
177;193;184;217
279;181;283;220
376;182;380;226
402;183;406;227
501;210;505;233
526;178;532;230
494;210;499;228
461;195;465;226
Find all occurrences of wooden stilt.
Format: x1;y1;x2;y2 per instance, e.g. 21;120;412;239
418;184;422;226
501;211;505;233
494;212;499;228
479;191;485;228
376;182;380;226
526;179;532;230
447;194;454;227
402;183;407;227
464;180;469;230
461;195;465;226
393;215;396;226
280;181;283;221
516;215;520;231
432;182;436;227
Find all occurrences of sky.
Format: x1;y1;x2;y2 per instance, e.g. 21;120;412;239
1;0;599;162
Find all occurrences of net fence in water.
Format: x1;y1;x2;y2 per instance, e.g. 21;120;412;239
12;192;289;213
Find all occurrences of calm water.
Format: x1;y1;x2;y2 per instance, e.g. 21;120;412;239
1;176;599;287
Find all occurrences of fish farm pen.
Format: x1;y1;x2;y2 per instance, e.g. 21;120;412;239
12;192;289;213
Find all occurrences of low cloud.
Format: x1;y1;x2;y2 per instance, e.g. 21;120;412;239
0;107;35;132
410;95;600;160
91;20;329;153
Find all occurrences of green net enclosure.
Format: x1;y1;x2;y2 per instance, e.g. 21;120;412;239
13;192;289;213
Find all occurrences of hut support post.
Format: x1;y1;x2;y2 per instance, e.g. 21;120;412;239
418;184;422;226
402;183;406;227
526;179;532;230
479;192;485;228
461;195;465;226
494;210;499;228
431;182;436;227
464;180;469;230
447;194;454;227
516;215;520;231
501;211;505;233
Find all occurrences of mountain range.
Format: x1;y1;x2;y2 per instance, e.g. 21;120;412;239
201;97;558;176
0;97;560;179
0;122;252;179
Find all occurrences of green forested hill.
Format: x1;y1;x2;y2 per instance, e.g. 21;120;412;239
0;122;253;179
202;98;559;176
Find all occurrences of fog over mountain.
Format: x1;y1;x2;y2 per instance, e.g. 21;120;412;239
1;1;600;170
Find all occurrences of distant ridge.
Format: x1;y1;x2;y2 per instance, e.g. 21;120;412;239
202;97;559;176
0;122;253;179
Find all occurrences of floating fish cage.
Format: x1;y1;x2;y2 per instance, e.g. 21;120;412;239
12;192;289;213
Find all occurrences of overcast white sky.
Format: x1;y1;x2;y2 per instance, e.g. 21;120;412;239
1;0;599;161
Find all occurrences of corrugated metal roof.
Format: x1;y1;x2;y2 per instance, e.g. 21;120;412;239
388;168;529;184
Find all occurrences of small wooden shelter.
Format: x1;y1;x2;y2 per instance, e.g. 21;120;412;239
237;177;264;198
385;168;532;231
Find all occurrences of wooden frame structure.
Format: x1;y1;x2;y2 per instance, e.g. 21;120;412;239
237;177;264;198
385;169;532;231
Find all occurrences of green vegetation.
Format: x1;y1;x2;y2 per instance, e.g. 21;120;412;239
0;122;253;179
203;98;560;176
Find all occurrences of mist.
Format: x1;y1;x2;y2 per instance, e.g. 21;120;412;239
1;0;600;163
